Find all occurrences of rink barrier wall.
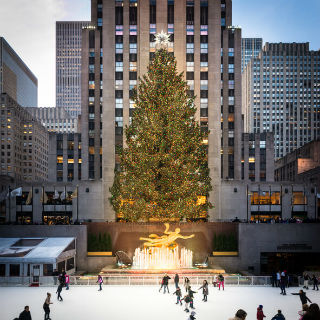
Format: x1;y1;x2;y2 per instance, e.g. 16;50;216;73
0;275;304;287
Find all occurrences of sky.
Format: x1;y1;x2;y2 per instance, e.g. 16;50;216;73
0;0;319;107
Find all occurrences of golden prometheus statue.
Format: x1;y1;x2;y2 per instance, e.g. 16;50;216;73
140;223;195;249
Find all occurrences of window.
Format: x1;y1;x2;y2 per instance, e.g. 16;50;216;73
292;192;307;205
10;264;20;276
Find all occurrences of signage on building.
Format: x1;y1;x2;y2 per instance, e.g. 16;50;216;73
277;243;312;251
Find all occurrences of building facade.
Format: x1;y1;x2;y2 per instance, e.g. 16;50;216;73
241;132;274;182
0;37;38;107
275;139;320;187
56;21;91;117
27;107;78;133
48;132;82;182
242;42;320;159
80;0;242;221
241;38;262;72
0;93;48;182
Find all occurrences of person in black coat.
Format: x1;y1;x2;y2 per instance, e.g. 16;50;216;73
198;280;209;302
188;287;197;309
159;273;171;294
173;286;182;305
312;275;319;291
56;283;63;301
174;273;179;288
302;303;320;320
280;272;287;295
19;306;32;320
291;290;312;306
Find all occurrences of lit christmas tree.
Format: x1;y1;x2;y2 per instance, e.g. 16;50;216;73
110;35;212;222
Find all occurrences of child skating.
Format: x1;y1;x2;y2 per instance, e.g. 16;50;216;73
198;280;209;302
173;286;182;305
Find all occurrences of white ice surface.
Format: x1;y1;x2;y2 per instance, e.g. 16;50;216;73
1;285;320;320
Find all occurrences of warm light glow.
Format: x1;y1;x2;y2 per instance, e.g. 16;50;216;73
249;157;255;163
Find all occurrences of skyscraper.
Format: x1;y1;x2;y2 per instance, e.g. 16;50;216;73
242;42;320;159
80;0;242;221
56;21;90;117
241;38;262;72
0;37;38;107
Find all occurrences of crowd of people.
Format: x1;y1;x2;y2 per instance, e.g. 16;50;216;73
13;271;320;319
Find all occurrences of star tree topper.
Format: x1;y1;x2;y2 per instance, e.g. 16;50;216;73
155;30;170;49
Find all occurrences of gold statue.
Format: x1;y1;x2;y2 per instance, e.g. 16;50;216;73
140;223;195;248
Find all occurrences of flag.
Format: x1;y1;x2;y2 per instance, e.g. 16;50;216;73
0;189;7;202
60;190;66;201
11;187;22;197
40;188;48;204
26;188;32;205
53;190;60;200
71;187;78;199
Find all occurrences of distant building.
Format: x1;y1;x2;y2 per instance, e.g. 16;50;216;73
0;37;38;107
0;93;48;182
241;38;262;72
27;107;78;133
48;132;82;182
241;132;274;182
275;139;320;189
56;21;90;117
242;42;320;159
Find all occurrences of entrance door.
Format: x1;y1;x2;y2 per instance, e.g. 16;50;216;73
30;264;40;284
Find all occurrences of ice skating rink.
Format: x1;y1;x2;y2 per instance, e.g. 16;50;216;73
1;285;319;320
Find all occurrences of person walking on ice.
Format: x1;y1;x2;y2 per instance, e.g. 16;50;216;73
97;275;103;291
174;273;179;288
198;280;209;301
56;282;63;301
218;274;225;291
173;286;182;305
159;273;171;294
291;290;312;306
43;292;53;320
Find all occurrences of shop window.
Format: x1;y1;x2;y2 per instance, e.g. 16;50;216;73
292;192;307;205
67;257;75;271
43;264;53;276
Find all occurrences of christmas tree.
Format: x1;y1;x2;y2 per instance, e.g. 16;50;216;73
110;43;212;222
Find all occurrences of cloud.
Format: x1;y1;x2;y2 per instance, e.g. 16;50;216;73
0;0;90;107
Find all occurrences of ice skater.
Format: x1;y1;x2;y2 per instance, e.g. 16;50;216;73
188;311;196;320
198;280;209;301
97;275;103;291
18;306;32;320
271;310;285;320
174;273;179;288
212;275;218;287
291;290;312;306
280;271;287;295
257;305;266;320
43;292;53;320
312;275;319;291
181;294;191;312
159;273;171;294
188;286;197;309
303;273;310;289
56;282;63;301
173;286;182;305
65;273;70;290
184;277;191;292
276;271;281;287
218;274;225;291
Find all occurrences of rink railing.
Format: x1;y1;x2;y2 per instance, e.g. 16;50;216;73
0;275;302;287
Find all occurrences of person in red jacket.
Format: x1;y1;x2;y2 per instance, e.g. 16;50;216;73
257;305;266;320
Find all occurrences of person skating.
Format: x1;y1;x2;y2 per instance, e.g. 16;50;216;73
302;303;320;320
257;305;266;320
188;286;197;309
173;286;182;305
303;273;311;289
276;271;281;287
271;272;277;287
212;275;218;287
198;280;209;302
43;292;53;320
298;304;309;320
228;309;247;320
56;283;63;301
280;271;287;295
181;294;191;313
271;310;285;320
65;274;70;290
159;273;171;293
97;275;103;291
18;306;32;320
312;274;319;291
184;277;191;292
218;274;225;291
174;273;179;288
291;290;312;306
188;311;196;320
